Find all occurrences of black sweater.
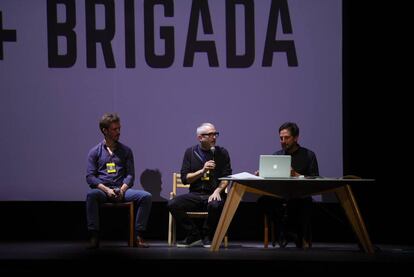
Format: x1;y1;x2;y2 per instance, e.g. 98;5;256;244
180;145;232;193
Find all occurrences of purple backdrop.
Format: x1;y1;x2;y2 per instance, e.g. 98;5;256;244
0;0;342;201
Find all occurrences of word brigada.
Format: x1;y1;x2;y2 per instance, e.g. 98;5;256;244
47;0;298;68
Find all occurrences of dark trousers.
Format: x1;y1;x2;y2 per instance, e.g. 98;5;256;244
258;195;312;243
167;191;225;239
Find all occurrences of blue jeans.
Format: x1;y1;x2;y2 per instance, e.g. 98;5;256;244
86;188;152;235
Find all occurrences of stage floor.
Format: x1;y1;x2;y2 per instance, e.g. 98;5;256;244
1;241;413;274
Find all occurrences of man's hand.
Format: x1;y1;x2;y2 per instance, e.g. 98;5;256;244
112;188;127;202
203;160;216;172
208;189;222;202
113;188;123;202
118;184;129;201
105;188;123;202
97;184;124;201
290;168;300;177
106;188;118;199
118;189;125;201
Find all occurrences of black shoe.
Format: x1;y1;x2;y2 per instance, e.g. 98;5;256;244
276;231;293;248
176;235;202;248
202;236;211;248
87;233;100;249
135;235;149;248
278;235;288;248
295;236;310;249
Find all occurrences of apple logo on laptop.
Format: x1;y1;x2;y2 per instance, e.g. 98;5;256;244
273;164;278;169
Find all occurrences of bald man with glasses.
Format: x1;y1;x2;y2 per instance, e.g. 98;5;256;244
167;123;232;248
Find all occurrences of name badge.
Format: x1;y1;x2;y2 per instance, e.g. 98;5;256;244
106;162;117;173
201;171;210;181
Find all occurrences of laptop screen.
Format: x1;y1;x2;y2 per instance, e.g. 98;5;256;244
259;155;291;178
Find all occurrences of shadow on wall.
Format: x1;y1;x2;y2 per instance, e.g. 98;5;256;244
140;169;167;202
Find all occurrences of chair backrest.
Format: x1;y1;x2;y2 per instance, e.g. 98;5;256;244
172;173;207;216
172;172;190;196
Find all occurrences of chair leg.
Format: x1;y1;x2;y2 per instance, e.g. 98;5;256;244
129;203;134;247
168;212;173;246
172;218;176;245
271;221;276;247
168;212;177;246
224;234;228;248
264;215;269;248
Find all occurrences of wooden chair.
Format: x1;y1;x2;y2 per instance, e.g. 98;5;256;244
102;201;135;247
168;172;228;247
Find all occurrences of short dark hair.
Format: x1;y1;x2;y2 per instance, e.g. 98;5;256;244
279;122;299;137
99;113;120;134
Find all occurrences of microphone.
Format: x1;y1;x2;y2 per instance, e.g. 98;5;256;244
208;147;216;182
210;146;215;160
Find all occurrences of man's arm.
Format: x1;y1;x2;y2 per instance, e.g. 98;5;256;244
97;183;117;199
215;180;229;193
208;179;229;202
209;148;232;202
181;148;199;184
185;169;204;184
86;148;118;198
186;160;215;184
86;148;105;189
121;148;135;188
220;148;232;178
181;147;215;184
308;152;319;176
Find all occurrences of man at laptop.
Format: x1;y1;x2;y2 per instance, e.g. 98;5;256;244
257;122;319;249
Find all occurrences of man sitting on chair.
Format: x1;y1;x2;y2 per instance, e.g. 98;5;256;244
257;122;319;249
86;113;152;249
168;123;232;248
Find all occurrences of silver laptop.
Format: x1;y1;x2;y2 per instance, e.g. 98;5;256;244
259;155;291;178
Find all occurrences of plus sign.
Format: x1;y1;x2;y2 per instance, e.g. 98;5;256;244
0;11;17;60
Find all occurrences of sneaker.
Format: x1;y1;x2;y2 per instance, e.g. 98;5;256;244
176;235;202;248
202;236;211;248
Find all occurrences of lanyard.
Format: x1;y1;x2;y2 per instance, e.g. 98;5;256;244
195;145;211;163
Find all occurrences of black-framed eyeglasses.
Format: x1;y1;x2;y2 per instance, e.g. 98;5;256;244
201;132;220;138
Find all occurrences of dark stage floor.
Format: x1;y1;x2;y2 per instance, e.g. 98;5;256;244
1;241;413;275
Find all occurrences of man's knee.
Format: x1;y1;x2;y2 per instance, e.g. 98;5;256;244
207;200;223;211
86;189;104;202
141;191;152;202
167;198;177;211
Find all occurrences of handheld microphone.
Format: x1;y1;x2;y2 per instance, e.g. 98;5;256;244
210;146;215;160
